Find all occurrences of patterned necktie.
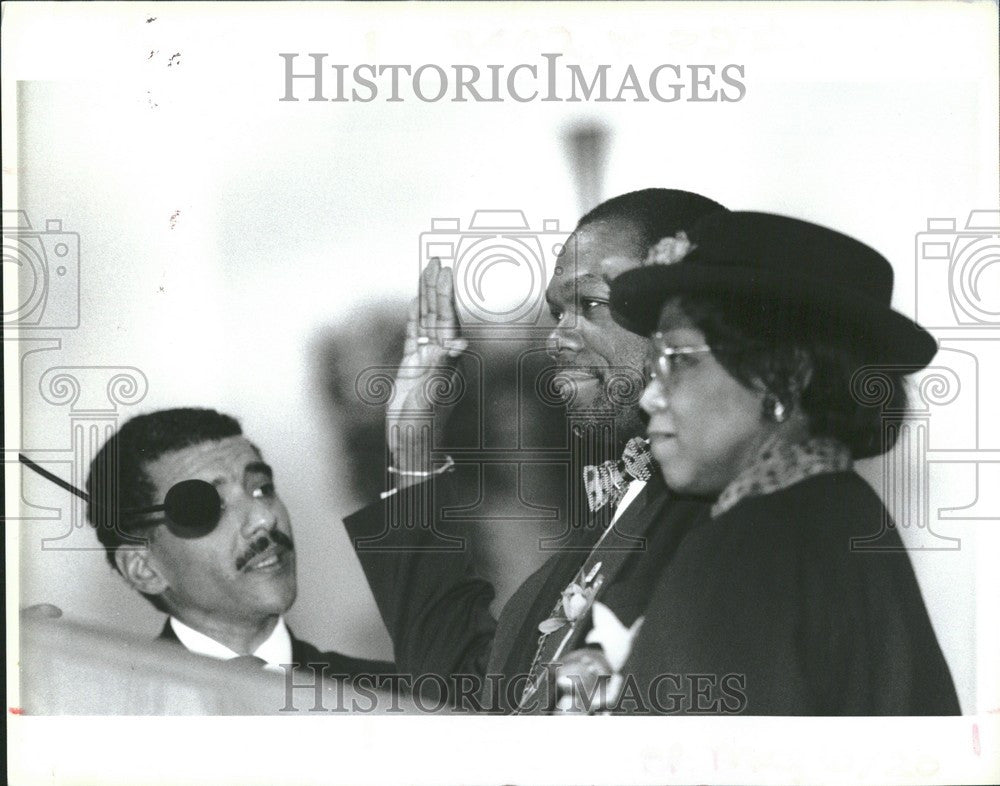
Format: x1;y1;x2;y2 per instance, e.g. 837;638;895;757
582;437;653;513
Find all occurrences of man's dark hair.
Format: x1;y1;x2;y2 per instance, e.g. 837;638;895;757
577;188;728;250
86;408;243;576
675;293;907;459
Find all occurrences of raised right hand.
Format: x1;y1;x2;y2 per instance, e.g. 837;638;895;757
387;258;468;485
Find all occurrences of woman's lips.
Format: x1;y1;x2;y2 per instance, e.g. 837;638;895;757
556;368;600;381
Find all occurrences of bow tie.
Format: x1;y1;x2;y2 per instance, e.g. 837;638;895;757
583;437;653;513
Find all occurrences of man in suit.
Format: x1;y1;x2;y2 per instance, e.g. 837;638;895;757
87;407;393;678
344;189;726;713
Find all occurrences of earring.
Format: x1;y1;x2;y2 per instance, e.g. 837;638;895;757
763;394;788;423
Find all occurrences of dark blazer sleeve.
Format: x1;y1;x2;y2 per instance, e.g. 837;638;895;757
626;473;959;715
342;468;497;685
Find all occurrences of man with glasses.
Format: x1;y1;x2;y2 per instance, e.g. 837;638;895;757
85;407;392;675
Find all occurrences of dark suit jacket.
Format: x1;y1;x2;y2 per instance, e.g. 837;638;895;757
344;467;960;715
344;464;704;711
158;619;395;678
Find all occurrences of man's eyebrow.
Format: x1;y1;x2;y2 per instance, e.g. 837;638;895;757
206;462;273;487
244;461;274;479
576;273;615;294
547;276;610;309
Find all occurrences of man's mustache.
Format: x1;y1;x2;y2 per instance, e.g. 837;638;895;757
235;530;295;572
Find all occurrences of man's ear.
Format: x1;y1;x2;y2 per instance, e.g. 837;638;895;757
114;545;169;596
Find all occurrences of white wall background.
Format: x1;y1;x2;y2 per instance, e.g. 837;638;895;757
6;2;998;717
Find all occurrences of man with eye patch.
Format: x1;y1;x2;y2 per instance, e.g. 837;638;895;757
85;407;393;676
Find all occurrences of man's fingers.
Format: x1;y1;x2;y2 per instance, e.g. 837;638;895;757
408;261;466;360
403;297;420;357
426;257;440;333
418;260;430;325
436;266;460;341
444;338;468;358
420;258;440;334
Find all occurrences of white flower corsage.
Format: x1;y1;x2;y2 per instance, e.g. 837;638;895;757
538;577;603;634
646;231;695;266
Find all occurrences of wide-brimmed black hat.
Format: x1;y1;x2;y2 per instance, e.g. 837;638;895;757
609;211;937;368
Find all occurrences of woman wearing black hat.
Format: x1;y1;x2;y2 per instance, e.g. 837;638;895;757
605;212;960;715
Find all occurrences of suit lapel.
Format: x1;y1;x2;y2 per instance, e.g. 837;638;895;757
532;476;672;671
506;474;676;713
158;618;180;645
588;473;668;585
495;524;599;679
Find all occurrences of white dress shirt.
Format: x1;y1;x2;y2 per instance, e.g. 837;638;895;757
609;479;646;527
169;616;293;672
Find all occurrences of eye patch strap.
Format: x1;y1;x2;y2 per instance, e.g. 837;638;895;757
19;454;94;505
18;454;218;532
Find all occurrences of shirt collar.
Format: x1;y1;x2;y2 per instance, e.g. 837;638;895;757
169;616;293;671
711;436;852;518
609;479;646;527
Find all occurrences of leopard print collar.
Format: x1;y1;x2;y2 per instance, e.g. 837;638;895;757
711;437;852;519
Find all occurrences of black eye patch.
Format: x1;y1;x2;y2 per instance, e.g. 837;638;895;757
19;454;224;539
159;479;223;538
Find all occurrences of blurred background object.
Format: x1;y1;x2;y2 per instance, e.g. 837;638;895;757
565;121;610;218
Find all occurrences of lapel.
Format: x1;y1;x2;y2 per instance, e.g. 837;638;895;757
511;471;716;714
288;630;316;665
585;471;670;590
158;618;180;645
551;471;690;659
493;523;599;680
504;473;676;712
523;476;670;666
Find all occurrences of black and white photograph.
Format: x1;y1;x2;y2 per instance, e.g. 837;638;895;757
4;2;999;784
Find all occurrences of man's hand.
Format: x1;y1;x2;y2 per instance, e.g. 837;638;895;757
387;258;467;487
551;647;619;715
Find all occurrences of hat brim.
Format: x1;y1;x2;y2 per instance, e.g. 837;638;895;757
610;263;938;369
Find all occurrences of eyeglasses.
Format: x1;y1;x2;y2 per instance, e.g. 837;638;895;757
19;454;224;539
644;333;715;382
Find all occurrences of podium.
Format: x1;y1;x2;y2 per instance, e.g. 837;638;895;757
18;615;414;715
